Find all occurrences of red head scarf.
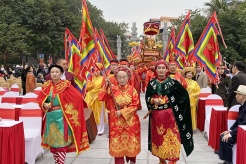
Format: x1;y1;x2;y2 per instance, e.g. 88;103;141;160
114;66;132;80
154;59;169;77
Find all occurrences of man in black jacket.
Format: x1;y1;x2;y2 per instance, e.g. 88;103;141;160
228;61;246;108
219;85;246;164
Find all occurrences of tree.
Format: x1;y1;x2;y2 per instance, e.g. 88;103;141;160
0;0;128;64
217;2;246;63
204;0;228;15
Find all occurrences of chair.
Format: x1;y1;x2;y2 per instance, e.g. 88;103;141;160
19;102;44;164
0;103;16;120
36;83;43;88
16;83;22;92
1;91;17;104
33;87;42;95
9;84;20;96
22;92;38;104
228;105;240;164
0;82;9;92
6;79;13;88
204;94;224;140
0;87;6;103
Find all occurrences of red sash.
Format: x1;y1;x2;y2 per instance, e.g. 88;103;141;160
0;91;6;95
19;109;42;117
10;88;19;92
0;109;15;119
228;111;238;120
1;97;16;103
199;93;211;98
206;99;223;106
22;98;37;104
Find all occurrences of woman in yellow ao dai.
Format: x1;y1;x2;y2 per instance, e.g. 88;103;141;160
84;63;106;135
182;67;201;130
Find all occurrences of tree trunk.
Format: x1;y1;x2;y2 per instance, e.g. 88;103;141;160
20;53;23;65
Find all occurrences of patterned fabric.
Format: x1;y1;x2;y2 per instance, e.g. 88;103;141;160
98;84;141;157
84;75;105;125
43;92;72;148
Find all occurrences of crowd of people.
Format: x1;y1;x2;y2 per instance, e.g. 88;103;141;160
3;57;245;164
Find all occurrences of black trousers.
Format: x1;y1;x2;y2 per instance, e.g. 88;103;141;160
218;134;236;162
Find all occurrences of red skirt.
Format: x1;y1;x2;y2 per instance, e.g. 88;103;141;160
150;108;181;161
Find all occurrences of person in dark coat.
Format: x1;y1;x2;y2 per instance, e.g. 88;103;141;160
21;64;28;95
219;85;246;163
228;61;246;108
45;58;75;87
216;65;232;107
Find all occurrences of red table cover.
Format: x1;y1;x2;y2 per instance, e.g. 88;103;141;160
197;99;206;131
208;108;228;151
0;122;25;164
236;126;246;164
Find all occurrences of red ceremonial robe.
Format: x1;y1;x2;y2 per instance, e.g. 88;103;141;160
37;80;90;154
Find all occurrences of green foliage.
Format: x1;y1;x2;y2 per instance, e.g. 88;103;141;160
204;0;228;15
0;0;127;64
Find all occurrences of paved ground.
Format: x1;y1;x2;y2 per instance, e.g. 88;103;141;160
36;93;224;164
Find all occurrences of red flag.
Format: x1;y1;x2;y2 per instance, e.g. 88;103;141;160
191;12;226;83
100;28;117;60
64;28;79;62
164;27;176;61
175;11;194;59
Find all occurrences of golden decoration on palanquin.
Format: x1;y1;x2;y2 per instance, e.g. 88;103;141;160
129;41;139;47
127;55;133;63
156;44;163;49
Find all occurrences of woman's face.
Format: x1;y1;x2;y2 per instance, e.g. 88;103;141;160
29;67;33;72
185;71;193;79
156;64;167;77
50;67;62;80
94;70;100;77
117;71;129;86
218;66;225;75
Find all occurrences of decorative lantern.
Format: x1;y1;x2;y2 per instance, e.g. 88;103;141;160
144;22;159;35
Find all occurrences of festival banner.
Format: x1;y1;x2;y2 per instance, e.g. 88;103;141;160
100;28;117;60
191;12;226;83
94;29;111;72
175;11;194;60
163;27;176;62
64;28;79;63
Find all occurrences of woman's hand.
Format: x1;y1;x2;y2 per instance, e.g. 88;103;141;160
116;110;122;117
43;103;51;111
105;77;110;86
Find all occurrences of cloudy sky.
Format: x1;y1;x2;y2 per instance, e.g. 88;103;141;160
89;0;210;35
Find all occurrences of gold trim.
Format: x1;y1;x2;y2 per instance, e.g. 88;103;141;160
57;96;80;155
